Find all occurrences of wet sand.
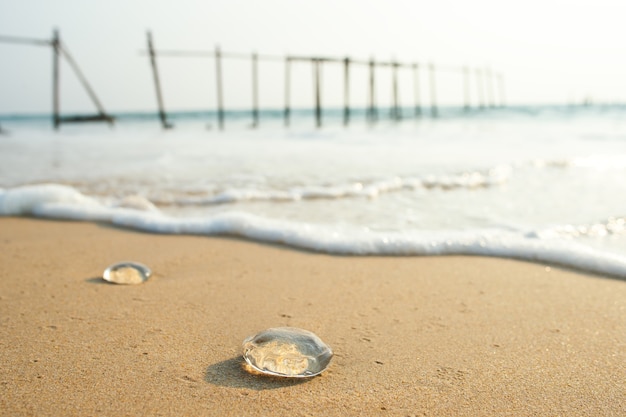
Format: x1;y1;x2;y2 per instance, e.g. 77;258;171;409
1;218;625;416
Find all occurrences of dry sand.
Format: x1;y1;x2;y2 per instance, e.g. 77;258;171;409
1;218;625;416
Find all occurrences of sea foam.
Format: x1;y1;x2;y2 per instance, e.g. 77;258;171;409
1;184;625;279
161;166;511;206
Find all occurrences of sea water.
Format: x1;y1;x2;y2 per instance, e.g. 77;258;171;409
1;105;625;277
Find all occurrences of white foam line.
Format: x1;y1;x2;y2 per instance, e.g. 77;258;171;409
2;184;625;279
160;166;512;207
108;211;626;278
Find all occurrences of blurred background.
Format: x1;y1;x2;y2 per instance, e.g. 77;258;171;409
1;0;625;115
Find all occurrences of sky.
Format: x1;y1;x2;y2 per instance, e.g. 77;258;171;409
1;0;626;114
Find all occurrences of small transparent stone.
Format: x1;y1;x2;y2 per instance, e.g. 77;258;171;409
103;262;151;285
242;327;333;378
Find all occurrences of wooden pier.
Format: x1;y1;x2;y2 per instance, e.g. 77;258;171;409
0;30;114;130
142;32;506;130
1;29;505;130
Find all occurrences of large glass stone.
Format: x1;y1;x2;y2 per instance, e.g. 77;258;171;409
242;327;333;378
102;262;151;285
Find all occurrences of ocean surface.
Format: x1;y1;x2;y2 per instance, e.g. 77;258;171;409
1;105;625;277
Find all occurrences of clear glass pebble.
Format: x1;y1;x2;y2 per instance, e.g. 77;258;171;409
242;327;333;378
102;262;151;285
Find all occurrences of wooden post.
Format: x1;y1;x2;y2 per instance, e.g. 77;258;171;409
147;31;171;129
343;57;350;126
368;58;377;122
215;45;224;130
52;29;60;130
391;61;400;120
463;66;470;112
498;73;506;107
486;67;495;108
3;32;113;129
58;43;114;126
476;68;485;110
429;63;438;118
313;59;322;128
413;63;422;117
284;57;291;127
251;52;259;128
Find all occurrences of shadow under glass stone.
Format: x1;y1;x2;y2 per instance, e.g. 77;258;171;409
204;357;311;390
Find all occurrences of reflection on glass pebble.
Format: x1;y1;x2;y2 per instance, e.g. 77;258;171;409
102;262;151;285
242;327;333;378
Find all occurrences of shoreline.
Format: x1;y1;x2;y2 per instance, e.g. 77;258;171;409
1;218;625;416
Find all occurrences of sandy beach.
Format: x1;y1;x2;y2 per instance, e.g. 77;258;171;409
0;217;624;416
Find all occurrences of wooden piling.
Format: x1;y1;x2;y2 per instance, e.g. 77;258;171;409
476;68;485;110
429;63;438;118
215;45;224;130
251;52;259;128
413;63;422;117
368;58;377;122
3;35;507;131
391;61;400;120
463;66;470;112
313;59;322;128
486;67;495;108
343;57;350;126
58;43;114;126
52;29;60;130
4;31;112;129
146;31;171;129
284;57;291;127
498;73;506;107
